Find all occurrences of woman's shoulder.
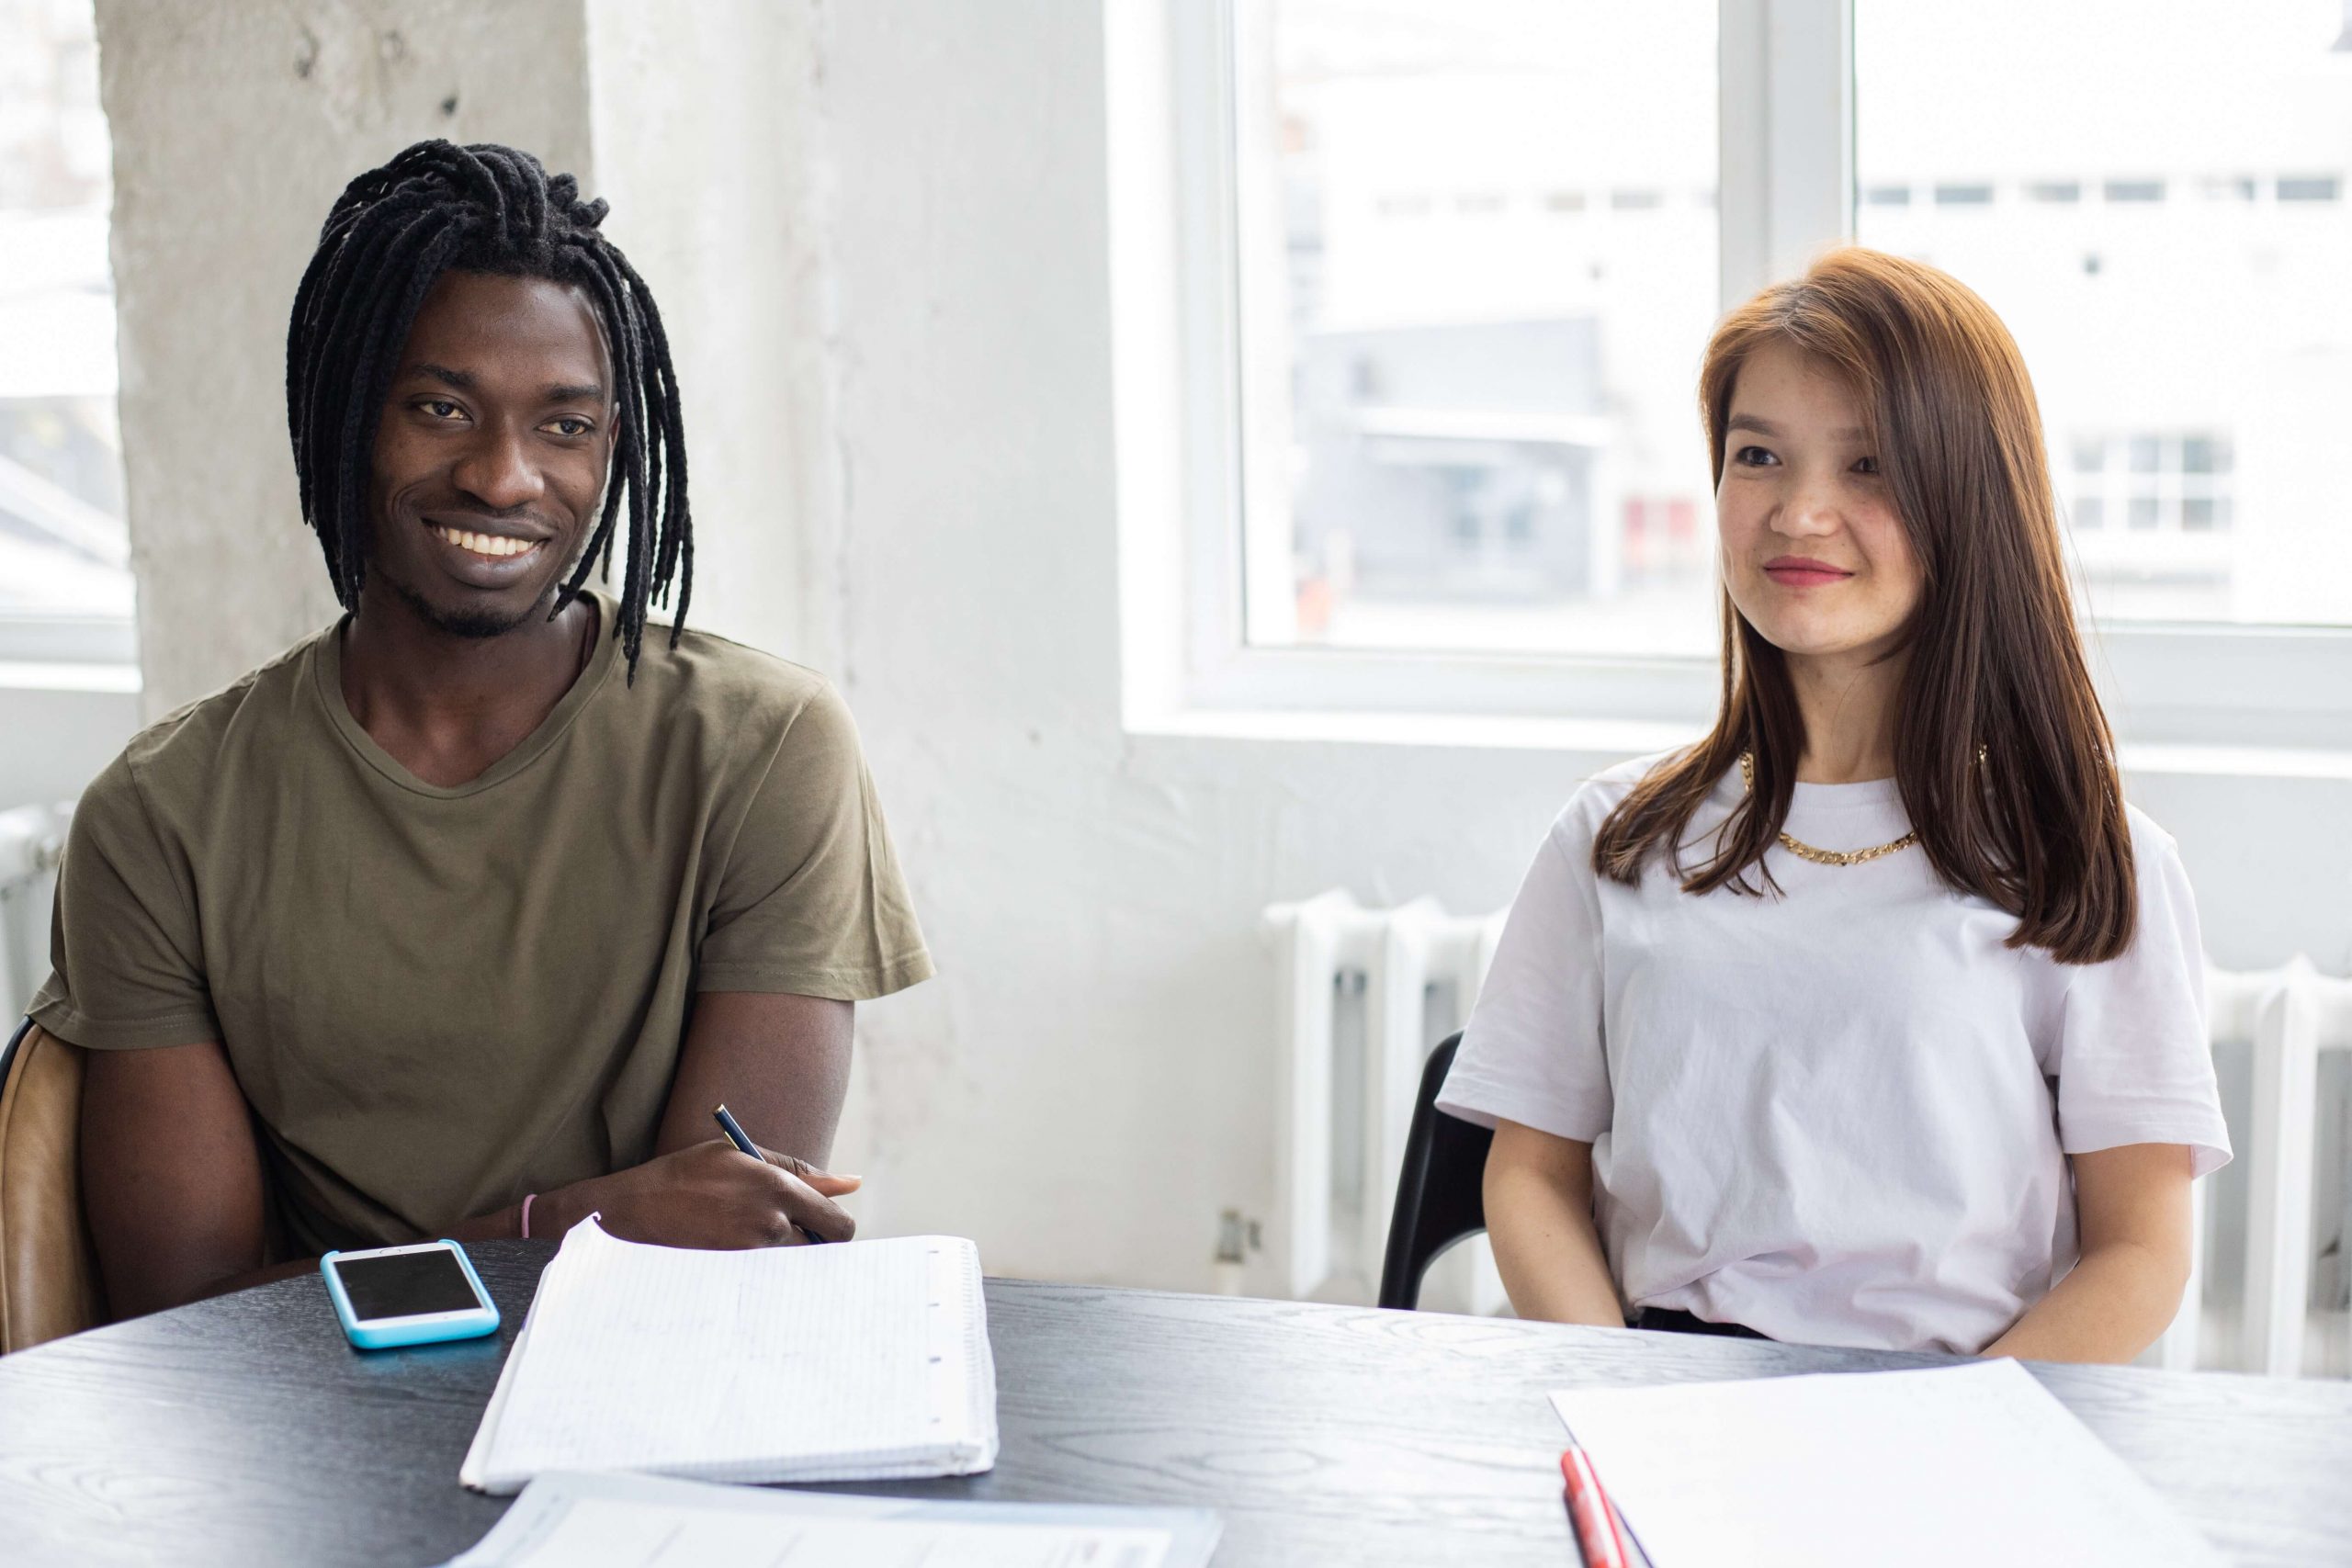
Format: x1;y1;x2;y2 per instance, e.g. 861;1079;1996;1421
1545;747;1698;843
2121;800;2179;855
2120;800;2192;899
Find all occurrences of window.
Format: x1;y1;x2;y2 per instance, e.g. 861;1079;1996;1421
2068;432;2234;609
1238;0;1722;660
1113;0;2352;744
0;0;132;665
1856;0;2352;631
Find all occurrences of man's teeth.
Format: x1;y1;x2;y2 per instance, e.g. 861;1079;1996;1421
433;525;538;558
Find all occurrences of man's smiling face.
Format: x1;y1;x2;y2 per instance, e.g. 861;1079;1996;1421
365;269;616;637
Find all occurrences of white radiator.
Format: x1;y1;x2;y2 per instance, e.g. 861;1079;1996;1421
1266;889;2352;1378
2199;958;2352;1377
0;804;71;1022
1264;891;1510;1315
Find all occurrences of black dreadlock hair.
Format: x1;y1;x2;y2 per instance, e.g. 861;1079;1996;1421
285;139;691;676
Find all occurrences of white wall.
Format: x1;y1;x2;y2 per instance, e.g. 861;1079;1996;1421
79;0;2352;1302
0;679;137;809
584;0;842;665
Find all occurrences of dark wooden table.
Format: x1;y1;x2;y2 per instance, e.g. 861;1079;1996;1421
0;1241;2346;1565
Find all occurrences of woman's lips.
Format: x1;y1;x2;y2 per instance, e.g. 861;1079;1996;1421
1763;560;1852;587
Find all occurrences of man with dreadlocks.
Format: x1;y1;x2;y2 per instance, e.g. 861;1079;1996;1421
31;141;933;1316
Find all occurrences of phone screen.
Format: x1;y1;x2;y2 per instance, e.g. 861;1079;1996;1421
334;1248;484;1321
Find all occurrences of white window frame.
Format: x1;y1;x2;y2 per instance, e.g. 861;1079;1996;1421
1107;0;2352;754
0;615;134;666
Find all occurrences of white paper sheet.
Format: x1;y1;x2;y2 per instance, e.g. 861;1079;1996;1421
441;1470;1223;1568
462;1217;995;1493
1550;1359;2225;1568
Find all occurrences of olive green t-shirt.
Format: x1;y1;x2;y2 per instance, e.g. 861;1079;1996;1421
29;592;932;1253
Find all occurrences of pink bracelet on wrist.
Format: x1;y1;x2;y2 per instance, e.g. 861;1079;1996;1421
520;1192;537;1239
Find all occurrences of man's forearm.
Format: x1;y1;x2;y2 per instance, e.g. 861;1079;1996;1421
175;1179;601;1310
176;1256;316;1306
443;1168;627;1245
654;993;853;1162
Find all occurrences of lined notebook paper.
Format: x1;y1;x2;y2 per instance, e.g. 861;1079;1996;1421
460;1217;996;1494
1549;1359;2226;1568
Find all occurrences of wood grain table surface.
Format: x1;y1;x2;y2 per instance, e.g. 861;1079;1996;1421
0;1239;2345;1565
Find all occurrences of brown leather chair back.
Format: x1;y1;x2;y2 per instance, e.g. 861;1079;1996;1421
0;1021;107;1352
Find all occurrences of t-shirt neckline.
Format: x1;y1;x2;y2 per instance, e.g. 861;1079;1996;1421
1788;773;1904;810
1705;765;1912;849
311;590;621;799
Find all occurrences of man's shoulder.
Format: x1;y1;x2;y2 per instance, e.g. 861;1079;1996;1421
108;634;326;799
626;619;846;746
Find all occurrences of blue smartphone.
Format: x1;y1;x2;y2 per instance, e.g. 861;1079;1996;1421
320;1239;501;1349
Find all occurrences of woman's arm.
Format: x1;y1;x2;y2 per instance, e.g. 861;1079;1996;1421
1484;1118;1625;1327
1980;1142;2194;1363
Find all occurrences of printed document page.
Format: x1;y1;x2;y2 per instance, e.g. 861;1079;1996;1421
441;1471;1223;1568
1550;1359;2225;1568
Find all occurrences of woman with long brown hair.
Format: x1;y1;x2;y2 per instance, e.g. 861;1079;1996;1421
1436;249;2229;1360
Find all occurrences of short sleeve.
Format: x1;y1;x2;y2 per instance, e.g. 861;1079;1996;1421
2052;820;2232;1179
28;753;221;1050
1436;797;1611;1143
694;680;933;1000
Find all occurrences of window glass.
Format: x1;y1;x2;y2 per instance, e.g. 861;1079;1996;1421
0;0;132;629
1857;0;2352;626
1247;0;1720;655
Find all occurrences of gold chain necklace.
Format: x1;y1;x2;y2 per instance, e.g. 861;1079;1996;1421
1737;751;1919;868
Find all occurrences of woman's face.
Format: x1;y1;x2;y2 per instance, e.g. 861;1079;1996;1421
1715;341;1922;666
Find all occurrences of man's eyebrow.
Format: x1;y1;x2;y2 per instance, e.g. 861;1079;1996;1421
398;364;605;402
405;362;476;390
1726;412;1868;441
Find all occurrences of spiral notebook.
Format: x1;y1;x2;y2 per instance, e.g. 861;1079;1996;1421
460;1217;996;1495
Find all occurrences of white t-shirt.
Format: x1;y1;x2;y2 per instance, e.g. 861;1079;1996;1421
1437;753;2232;1355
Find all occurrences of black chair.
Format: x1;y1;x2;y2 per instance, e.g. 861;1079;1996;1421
1377;1031;1495;1310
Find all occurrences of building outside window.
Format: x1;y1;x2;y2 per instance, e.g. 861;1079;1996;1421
1251;0;1719;658
1856;0;2352;630
1230;0;2352;666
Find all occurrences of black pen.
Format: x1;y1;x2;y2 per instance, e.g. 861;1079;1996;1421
712;1102;830;1246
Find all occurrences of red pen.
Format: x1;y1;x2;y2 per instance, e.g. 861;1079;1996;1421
1560;1445;1634;1568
